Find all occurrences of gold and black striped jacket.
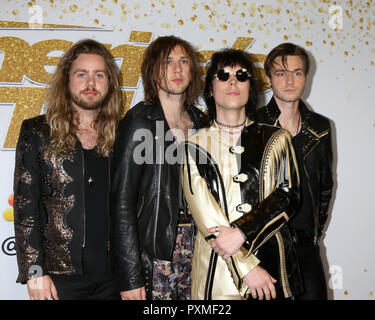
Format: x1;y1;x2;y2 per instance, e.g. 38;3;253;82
182;119;303;300
13;115;109;284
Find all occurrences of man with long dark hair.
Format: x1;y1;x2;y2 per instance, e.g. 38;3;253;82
13;39;123;299
110;35;207;300
258;42;333;299
182;49;303;299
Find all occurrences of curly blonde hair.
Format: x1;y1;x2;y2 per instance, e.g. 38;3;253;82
45;39;123;157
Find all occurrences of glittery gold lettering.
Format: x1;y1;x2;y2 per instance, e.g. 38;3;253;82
111;44;147;87
0;34;268;148
1;87;45;148
28;40;73;84
0;37;31;83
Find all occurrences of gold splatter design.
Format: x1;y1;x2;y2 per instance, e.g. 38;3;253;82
129;31;152;43
306;41;313;46
199;24;207;30
178;19;183;26
161;22;171;29
344;290;349;295
69;5;78;13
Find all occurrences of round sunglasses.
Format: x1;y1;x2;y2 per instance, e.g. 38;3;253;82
215;68;251;82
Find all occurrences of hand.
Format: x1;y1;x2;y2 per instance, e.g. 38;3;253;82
120;287;146;300
27;275;59;300
207;225;245;260
244;266;277;300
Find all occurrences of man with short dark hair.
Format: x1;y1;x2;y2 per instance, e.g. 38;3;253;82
258;42;333;299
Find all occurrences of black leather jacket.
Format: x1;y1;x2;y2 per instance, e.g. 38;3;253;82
13;115;110;284
256;97;333;241
110;101;207;294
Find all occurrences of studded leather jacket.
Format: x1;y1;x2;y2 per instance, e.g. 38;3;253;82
256;97;333;241
13;115;110;284
182;120;303;299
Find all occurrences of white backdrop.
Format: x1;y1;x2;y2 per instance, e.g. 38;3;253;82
0;0;374;300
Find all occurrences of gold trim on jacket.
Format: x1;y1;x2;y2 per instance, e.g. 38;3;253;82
183;120;299;299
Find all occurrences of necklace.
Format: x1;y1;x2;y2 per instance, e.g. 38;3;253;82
216;118;246;128
83;149;94;188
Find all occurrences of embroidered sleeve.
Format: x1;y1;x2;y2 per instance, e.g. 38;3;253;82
232;129;300;255
13;120;45;284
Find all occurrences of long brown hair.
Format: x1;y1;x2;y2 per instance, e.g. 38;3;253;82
141;35;200;110
45;39;123;157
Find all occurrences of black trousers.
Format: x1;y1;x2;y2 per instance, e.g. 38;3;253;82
293;235;328;300
51;276;121;300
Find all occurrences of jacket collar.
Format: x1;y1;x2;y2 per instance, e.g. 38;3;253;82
146;99;208;129
147;99;166;121
266;96;312;126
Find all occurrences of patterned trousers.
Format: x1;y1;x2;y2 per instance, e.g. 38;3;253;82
151;224;194;300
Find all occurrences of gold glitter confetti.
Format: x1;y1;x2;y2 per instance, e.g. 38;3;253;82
306;41;313;46
161;22;171;29
69;5;78;13
129;31;152;43
1;87;46;148
344;290;349;295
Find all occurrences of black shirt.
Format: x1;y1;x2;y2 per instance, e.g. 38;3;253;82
291;132;315;237
51;148;112;283
81;148;111;281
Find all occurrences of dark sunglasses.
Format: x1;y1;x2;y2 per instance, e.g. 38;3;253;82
215;68;251;82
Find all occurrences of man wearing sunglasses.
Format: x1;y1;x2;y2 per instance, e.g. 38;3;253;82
182;49;303;300
257;43;333;300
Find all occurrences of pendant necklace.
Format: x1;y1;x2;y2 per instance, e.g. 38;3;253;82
83;150;94;188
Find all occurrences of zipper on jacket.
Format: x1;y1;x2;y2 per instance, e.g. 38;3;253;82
106;158;111;267
302;160;319;245
275;231;292;298
153;145;162;254
81;148;86;248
